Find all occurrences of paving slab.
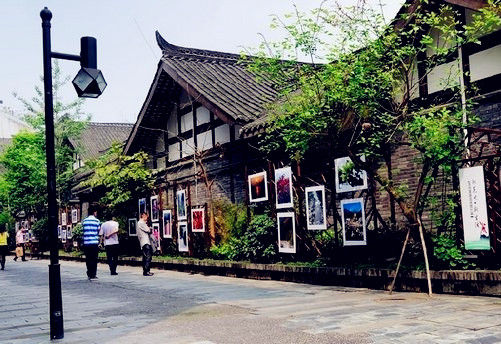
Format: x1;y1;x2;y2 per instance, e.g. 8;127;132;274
0;259;500;343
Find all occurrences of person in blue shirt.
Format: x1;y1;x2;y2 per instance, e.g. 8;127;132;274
82;206;101;280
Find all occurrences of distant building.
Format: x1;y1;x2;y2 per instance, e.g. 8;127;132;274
0;108;30;139
69;122;134;171
0;108;31;170
68;122;133;220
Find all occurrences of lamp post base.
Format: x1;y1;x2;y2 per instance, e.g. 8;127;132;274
49;263;64;339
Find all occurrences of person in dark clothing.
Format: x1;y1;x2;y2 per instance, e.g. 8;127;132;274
82;207;101;280
99;219;120;275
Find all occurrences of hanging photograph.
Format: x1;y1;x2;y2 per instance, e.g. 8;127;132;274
176;190;187;220
341;198;367;246
66;225;73;239
191;208;205;233
61;212;67;226
335;156;368;193
128;218;137;236
305;185;327;230
162;210;172;238
275;167;294;209
61;229;67;243
459;166;491;250
57;225;62;239
177;221;189;252
71;208;78;224
138;198;147;218
277;212;296;253
248;171;268;202
151;223;161;252
150;195;159;222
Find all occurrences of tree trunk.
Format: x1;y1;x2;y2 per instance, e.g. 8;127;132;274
417;216;432;296
208;189;216;246
389;226;410;294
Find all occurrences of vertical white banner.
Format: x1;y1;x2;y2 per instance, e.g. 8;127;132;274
459;166;490;250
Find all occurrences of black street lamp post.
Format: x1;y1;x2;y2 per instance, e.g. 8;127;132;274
40;7;106;340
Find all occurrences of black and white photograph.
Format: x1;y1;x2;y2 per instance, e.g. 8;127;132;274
66;225;72;239
341;198;367;246
335;156;368;193
71;208;78;224
248;171;268;202
277;212;296;253
128;218;137;237
305;185;327;230
61;212;67;226
177;221;189;252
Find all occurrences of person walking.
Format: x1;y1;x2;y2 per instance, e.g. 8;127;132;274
82;207;101;280
137;212;153;276
99;218;120;275
14;227;26;262
0;226;9;270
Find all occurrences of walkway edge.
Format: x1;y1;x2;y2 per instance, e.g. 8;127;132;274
32;253;501;296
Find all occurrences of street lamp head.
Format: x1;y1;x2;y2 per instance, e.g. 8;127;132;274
72;67;107;98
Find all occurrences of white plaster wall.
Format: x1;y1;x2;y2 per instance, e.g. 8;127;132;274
469;44;501;82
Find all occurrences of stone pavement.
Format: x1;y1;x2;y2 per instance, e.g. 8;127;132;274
0;259;500;344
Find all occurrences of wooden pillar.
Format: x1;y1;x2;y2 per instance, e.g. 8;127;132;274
451;162;463;247
187;183;193;257
268;160;276;219
173;182;178;251
244;143;251;221
295;160;306;255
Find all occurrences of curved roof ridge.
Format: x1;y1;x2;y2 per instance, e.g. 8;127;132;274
155;31;243;63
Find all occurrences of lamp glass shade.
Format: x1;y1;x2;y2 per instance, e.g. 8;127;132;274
72;67;107;98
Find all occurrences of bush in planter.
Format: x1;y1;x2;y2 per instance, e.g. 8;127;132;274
211;212;277;263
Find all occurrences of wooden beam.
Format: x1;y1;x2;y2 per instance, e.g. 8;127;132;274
445;0;485;10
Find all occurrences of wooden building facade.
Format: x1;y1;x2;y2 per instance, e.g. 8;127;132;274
123;0;500;259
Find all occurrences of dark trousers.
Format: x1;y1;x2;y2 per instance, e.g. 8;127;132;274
105;244;119;274
83;244;99;278
141;244;152;274
0;245;7;269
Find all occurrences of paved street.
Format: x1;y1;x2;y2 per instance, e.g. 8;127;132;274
0;259;500;344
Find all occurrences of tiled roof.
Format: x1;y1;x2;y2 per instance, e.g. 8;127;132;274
156;32;278;124
124;33;281;154
70;122;133;161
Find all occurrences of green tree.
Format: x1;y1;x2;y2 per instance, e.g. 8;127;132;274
83;142;154;216
13;60;89;202
246;1;501;295
0;132;47;217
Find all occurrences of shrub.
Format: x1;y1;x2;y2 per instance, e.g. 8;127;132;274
213;200;249;243
211;212;277;263
432;234;475;270
31;217;49;250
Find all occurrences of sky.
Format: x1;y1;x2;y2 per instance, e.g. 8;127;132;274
0;1;403;124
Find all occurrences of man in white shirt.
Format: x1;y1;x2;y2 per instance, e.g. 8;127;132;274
99;218;120;275
137;212;153;276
